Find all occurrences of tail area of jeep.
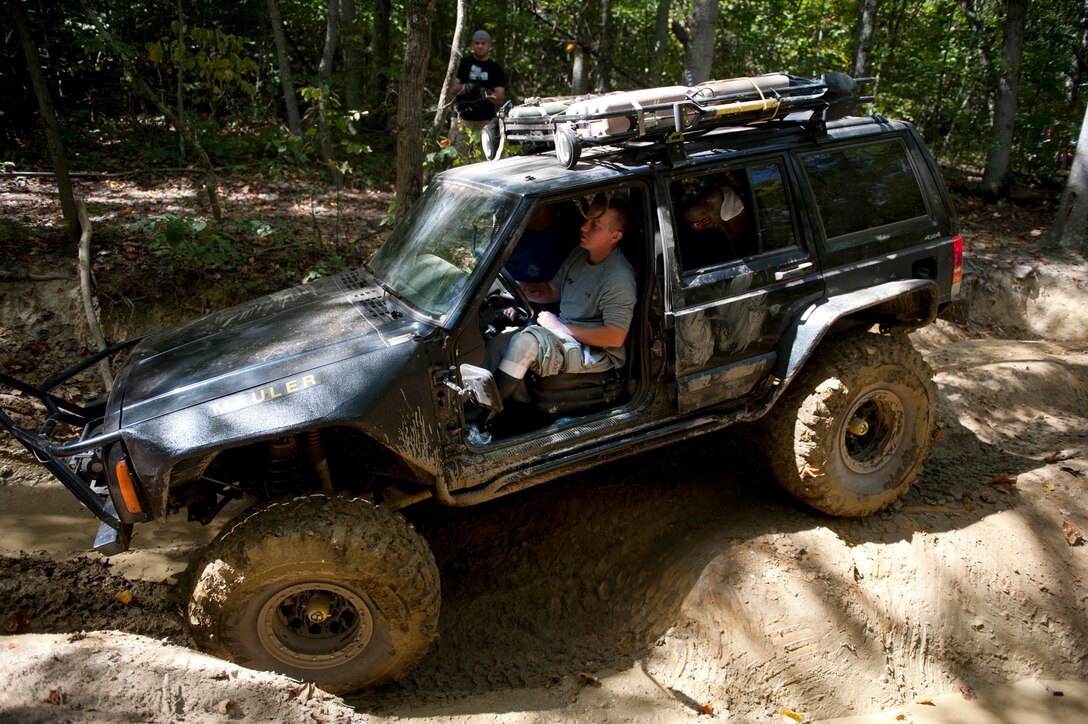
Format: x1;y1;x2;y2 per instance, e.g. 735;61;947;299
0;72;962;692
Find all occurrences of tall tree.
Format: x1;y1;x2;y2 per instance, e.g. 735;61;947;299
267;0;302;136
651;0;672;85
10;0;80;250
369;0;392;123
394;0;436;224
682;0;718;84
571;1;594;94
980;0;1026;202
853;0;878;77
431;0;468;139
317;0;342;186
1049;100;1088;253
598;0;613;92
340;0;365;116
175;0;186;161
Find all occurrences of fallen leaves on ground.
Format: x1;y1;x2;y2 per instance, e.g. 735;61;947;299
1062;520;1085;546
576;672;600;687
3;607;30;633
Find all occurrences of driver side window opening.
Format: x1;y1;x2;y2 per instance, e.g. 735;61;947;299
467;184;650;442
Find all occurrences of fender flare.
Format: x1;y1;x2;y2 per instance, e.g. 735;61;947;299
773;278;938;391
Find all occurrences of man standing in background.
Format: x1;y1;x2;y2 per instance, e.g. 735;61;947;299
452;30;507;132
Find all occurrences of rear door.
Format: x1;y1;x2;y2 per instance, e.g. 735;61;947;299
662;155;825;414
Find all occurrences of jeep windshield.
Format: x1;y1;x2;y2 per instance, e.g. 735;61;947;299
368;180;518;321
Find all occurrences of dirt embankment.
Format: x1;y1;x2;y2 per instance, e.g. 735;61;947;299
1;189;1086;722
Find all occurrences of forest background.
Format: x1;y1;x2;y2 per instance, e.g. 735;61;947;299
2;0;1086;315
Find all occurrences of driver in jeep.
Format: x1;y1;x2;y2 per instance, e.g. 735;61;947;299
491;198;636;402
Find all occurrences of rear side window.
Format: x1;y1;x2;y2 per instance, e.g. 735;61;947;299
801;139;928;239
669;160;798;273
750;162;797;253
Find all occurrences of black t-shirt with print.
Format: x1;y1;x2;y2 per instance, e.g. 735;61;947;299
455;56;507;121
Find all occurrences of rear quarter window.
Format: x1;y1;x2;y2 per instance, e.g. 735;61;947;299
800;139;928;239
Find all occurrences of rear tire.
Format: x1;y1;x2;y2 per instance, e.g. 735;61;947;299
188;494;440;693
766;332;938;517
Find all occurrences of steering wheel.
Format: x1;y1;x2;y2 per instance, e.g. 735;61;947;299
498;270;536;325
481;272;535;338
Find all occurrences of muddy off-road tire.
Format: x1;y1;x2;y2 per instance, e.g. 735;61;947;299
766;332;938;517
187;494;440;693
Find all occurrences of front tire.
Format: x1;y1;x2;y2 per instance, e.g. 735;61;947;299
766;332;938;517
188;494;440;693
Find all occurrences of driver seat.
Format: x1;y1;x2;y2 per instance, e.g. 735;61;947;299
525;369;624;415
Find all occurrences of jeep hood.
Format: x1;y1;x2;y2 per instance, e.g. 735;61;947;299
111;270;427;426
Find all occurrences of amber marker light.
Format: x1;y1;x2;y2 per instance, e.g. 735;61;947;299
115;460;144;514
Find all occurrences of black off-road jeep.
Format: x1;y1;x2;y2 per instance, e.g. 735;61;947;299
0;73;962;692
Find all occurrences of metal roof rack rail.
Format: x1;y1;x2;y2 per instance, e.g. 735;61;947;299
481;72;874;168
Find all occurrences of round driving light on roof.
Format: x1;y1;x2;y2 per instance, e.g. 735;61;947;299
555;125;581;169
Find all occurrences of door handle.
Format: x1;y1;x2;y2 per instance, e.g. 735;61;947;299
774;261;814;282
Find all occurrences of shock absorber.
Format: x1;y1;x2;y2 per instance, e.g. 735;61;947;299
304;430;335;494
266;436;301;491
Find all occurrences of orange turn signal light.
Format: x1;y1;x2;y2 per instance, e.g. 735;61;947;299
114;460;143;514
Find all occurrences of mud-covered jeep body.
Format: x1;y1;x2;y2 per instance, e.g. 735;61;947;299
1;77;962;692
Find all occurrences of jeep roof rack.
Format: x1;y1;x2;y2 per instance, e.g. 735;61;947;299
481;72;874;168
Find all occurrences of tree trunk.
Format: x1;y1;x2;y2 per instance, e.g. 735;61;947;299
571;1;595;94
81;2;222;220
318;0;343;187
981;0;1026;202
682;0;719;85
340;0;365;116
571;46;591;94
1048;100;1088;253
597;0;612;92
430;0;468;140
651;0;672;85
176;0;186;162
852;0;878;77
10;0;80;251
394;0;436;224
369;0;392;124
1069;0;1088;108
267;0;301;136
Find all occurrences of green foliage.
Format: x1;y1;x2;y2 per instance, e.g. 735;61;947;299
128;214;240;273
148;23;259;116
297;86;376;180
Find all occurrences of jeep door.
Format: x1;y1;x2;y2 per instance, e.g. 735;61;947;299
662;156;824;414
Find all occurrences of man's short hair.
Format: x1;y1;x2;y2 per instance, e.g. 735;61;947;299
595;198;630;236
473;29;491;42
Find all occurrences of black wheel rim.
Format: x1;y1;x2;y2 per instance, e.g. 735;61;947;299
839;389;905;475
257;581;375;670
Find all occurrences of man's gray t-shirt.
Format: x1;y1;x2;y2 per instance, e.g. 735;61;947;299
554;246;637;366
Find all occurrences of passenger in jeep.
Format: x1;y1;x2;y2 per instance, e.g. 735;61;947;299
491;199;636;401
679;183;753;269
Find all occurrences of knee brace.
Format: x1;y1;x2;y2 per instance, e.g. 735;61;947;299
498;330;540;379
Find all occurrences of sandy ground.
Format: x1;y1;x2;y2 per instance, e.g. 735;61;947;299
1;246;1087;722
